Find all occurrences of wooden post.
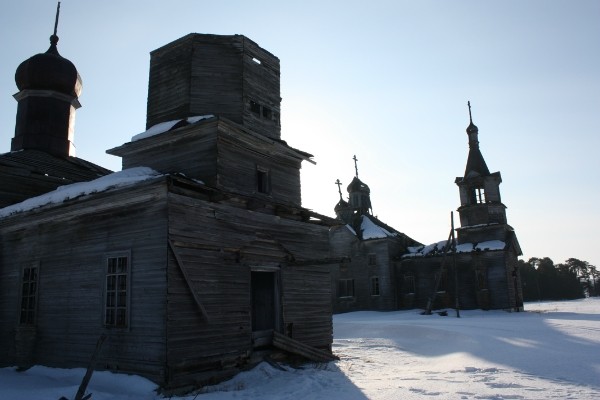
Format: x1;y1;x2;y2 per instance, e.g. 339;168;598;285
451;212;460;318
74;333;107;400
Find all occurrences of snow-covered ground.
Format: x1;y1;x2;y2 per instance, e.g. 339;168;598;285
1;299;599;400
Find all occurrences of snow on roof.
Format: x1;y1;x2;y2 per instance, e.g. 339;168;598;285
345;224;357;236
0;167;162;218
361;215;397;240
403;239;506;258
131;115;214;142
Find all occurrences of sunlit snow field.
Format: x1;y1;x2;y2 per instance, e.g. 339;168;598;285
1;299;599;400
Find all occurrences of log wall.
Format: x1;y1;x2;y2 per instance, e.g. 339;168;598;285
0;180;169;382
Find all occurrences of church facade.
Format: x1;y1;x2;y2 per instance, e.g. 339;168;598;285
0;30;337;389
330;106;523;313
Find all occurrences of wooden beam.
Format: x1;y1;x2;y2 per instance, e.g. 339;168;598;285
272;331;337;363
168;240;210;321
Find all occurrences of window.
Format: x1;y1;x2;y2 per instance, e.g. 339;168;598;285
371;277;380;296
470;187;485;204
256;166;271;194
262;106;272;119
250;100;261;115
338;279;355;298
105;255;129;328
476;268;488;290
403;274;415;294
368;253;377;267
20;265;39;325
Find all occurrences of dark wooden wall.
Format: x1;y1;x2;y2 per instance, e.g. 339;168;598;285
398;250;517;311
328;225;404;313
110;119;304;208
165;190;332;387
146;34;281;141
0;180;169;382
0;150;111;208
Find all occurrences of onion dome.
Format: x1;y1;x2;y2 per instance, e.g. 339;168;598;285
334;198;349;211
466;120;478;134
15;34;82;97
347;176;370;194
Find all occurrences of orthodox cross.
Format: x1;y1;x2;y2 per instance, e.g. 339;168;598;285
335;179;343;201
50;2;61;46
468;101;473;124
54;2;61;36
353;155;359;178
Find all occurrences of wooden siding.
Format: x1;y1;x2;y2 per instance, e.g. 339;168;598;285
216;133;302;206
398;250;516;311
146;34;281;140
118;124;219;186
0;180;169;383
329;225;406;313
0;149;111;208
108;118;308;208
165;190;332;387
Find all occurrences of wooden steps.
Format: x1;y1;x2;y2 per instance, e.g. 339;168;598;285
272;332;337;363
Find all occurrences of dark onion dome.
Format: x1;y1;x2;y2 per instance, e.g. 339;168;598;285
347;176;370;194
15;34;82;97
466;121;478;134
334;198;349;211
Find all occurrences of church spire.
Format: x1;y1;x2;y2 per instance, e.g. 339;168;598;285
48;2;61;54
463;101;489;179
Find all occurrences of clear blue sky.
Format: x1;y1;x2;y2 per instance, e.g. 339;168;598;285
1;1;599;268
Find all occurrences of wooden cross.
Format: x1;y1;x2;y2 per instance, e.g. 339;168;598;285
54;2;61;37
353;155;359;178
468;101;473;124
335;179;343;200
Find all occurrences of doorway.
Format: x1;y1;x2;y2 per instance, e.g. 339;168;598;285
251;271;278;332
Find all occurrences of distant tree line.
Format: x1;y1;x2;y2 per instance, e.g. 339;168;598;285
518;257;599;301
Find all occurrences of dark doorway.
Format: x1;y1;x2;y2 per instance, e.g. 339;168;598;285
251;271;276;332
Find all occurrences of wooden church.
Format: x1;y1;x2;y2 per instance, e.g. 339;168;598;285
0;23;337;389
329;105;524;313
398;105;523;311
328;158;420;313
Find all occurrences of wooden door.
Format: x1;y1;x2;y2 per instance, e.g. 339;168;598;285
251;271;276;332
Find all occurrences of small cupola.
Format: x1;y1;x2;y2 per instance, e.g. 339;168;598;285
334;178;352;223
11;2;82;158
346;155;372;215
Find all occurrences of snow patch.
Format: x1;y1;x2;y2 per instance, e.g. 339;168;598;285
131;115;214;141
0;167;162;218
361;215;396;239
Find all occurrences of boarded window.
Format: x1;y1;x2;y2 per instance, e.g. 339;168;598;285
256;166;271;194
368;253;377;266
105;255;129;328
371;276;380;296
20;265;39;325
338;279;355;298
404;274;415;294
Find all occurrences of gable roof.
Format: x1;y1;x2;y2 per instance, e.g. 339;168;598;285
0;149;112;208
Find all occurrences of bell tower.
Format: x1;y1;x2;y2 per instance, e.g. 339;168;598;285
11;2;82;158
455;102;509;244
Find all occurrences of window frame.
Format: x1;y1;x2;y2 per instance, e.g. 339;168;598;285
103;251;131;330
403;274;416;294
337;278;355;298
256;165;271;195
370;276;380;296
19;262;40;326
368;253;377;267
